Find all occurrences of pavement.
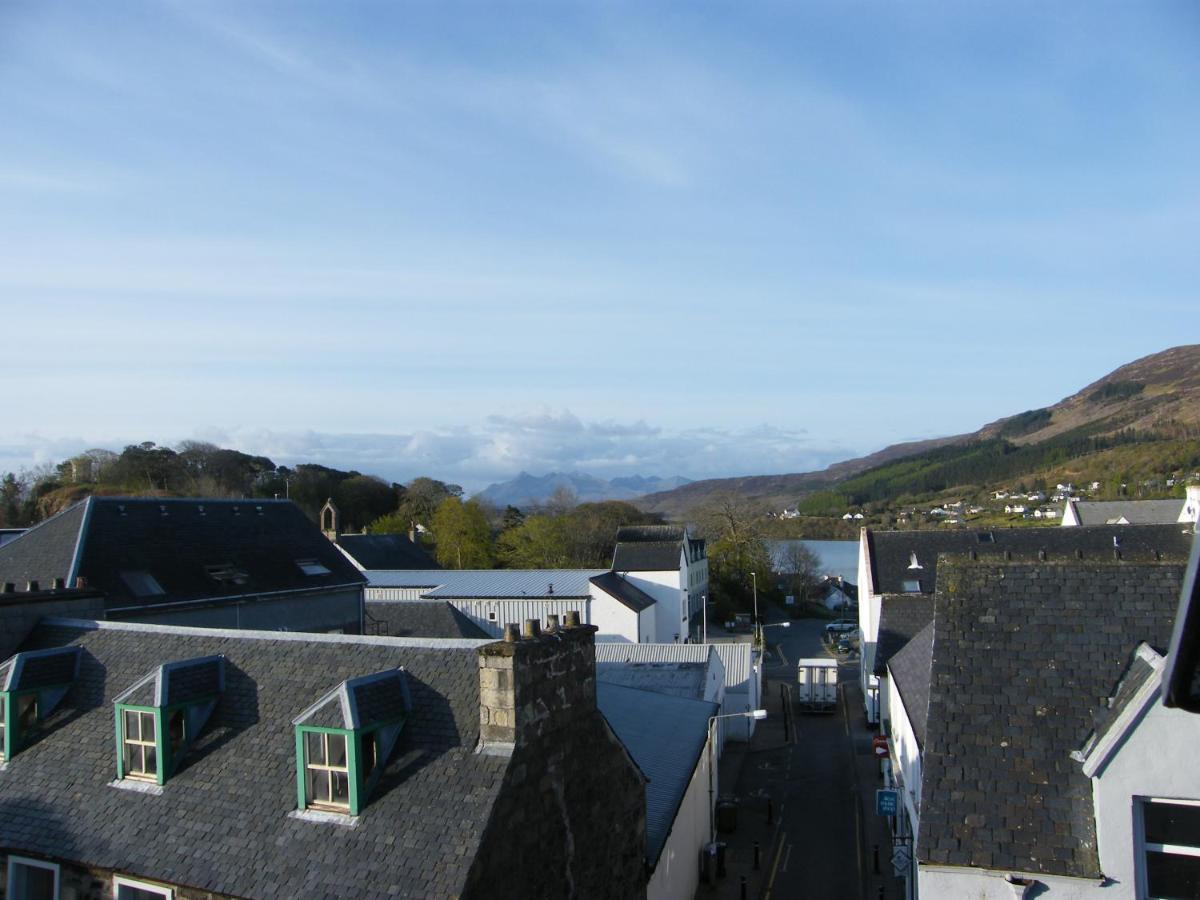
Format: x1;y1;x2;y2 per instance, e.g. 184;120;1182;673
695;615;908;900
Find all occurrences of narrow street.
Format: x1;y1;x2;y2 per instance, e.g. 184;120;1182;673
699;609;905;900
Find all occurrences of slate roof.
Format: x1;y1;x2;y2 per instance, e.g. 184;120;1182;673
0;528;25;548
1077;645;1161;763
887;620;933;747
294;669;412;730
915;559;1186;878
1066;499;1185;526
874;596;934;676
590;572;657;613
612;542;684;572
615;525;688;542
0;497;365;613
366;568;604;598
2;619;508;899
597;681;717;870
597;661;709;700
365;600;491;639
0;646;81;692
865;523;1193;596
335;533;438;570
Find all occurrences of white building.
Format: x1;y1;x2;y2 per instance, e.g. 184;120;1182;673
611;525;708;643
1061;487;1200;527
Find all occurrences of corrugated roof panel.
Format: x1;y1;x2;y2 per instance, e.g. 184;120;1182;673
595;642;749;692
365;569;605;598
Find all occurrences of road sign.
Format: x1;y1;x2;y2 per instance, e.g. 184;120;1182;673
785;595;795;605
876;789;898;816
892;845;912;876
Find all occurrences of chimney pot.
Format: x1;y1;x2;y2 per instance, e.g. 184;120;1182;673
523;618;541;639
565;610;581;628
503;623;520;643
546;614;560;632
75;576;87;589
27;580;39;592
52;577;65;590
2;582;13;593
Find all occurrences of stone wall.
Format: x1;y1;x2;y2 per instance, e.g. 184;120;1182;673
464;616;648;899
0;589;105;660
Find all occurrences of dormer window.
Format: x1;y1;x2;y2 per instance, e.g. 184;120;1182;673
0;646;81;762
293;669;411;817
114;656;224;786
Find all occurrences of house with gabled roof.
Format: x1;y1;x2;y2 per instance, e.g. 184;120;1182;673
882;553;1200;899
856;523;1195;723
611;525;708;643
0;497;366;634
1061;491;1198;528
0;612;651;899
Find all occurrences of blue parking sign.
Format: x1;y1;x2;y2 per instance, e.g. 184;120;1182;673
876;789;898;816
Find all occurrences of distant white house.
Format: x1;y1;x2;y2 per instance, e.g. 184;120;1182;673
1061;487;1200;527
1005;504;1027;514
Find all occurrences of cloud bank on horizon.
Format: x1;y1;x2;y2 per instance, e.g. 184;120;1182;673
0;411;854;494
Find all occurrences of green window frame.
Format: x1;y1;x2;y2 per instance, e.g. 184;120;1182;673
116;706;162;784
1;690;50;762
295;721;403;816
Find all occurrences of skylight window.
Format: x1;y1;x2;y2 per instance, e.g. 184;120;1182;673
296;558;331;577
204;563;248;585
902;579;922;593
977;532;995;543
120;570;165;598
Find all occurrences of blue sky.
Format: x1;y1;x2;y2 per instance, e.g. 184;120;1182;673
2;1;1197;490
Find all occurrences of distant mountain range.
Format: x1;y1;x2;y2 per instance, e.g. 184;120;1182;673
636;344;1200;518
474;471;692;507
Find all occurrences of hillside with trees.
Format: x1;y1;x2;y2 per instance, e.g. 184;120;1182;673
637;344;1200;526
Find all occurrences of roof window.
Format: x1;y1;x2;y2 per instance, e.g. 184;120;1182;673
0;647;81;762
296;558;332;577
120;570;165;598
293;669;411;816
901;579;922;593
204;563;248;585
113;656;225;786
976;532;995;543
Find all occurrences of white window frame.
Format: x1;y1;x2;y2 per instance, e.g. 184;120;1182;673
6;854;60;900
1136;796;1200;900
114;875;174;899
122;709;158;782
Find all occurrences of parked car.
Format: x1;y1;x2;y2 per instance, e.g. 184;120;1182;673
825;619;857;635
725;613;754;633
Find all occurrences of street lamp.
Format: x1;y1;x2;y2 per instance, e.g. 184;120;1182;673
708;709;769;844
750;571;759;644
701;593;708;644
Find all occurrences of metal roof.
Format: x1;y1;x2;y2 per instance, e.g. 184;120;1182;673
594;642;753;693
596;662;709;700
597;682;717;870
365;568;605;598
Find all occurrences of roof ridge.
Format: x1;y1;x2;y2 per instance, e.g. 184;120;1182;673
40;617;490;649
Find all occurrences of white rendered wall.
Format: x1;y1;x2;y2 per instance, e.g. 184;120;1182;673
886;674;923;832
1091;693;1200;896
647;738;712;900
588;584;646;643
624;565;688;644
917;867;1102;899
858;528;881;722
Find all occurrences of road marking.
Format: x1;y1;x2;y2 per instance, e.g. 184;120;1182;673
763;828;788;900
780;843;793;873
776;645;790;668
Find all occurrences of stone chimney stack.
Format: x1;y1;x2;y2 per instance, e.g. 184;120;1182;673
477;610;598;755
